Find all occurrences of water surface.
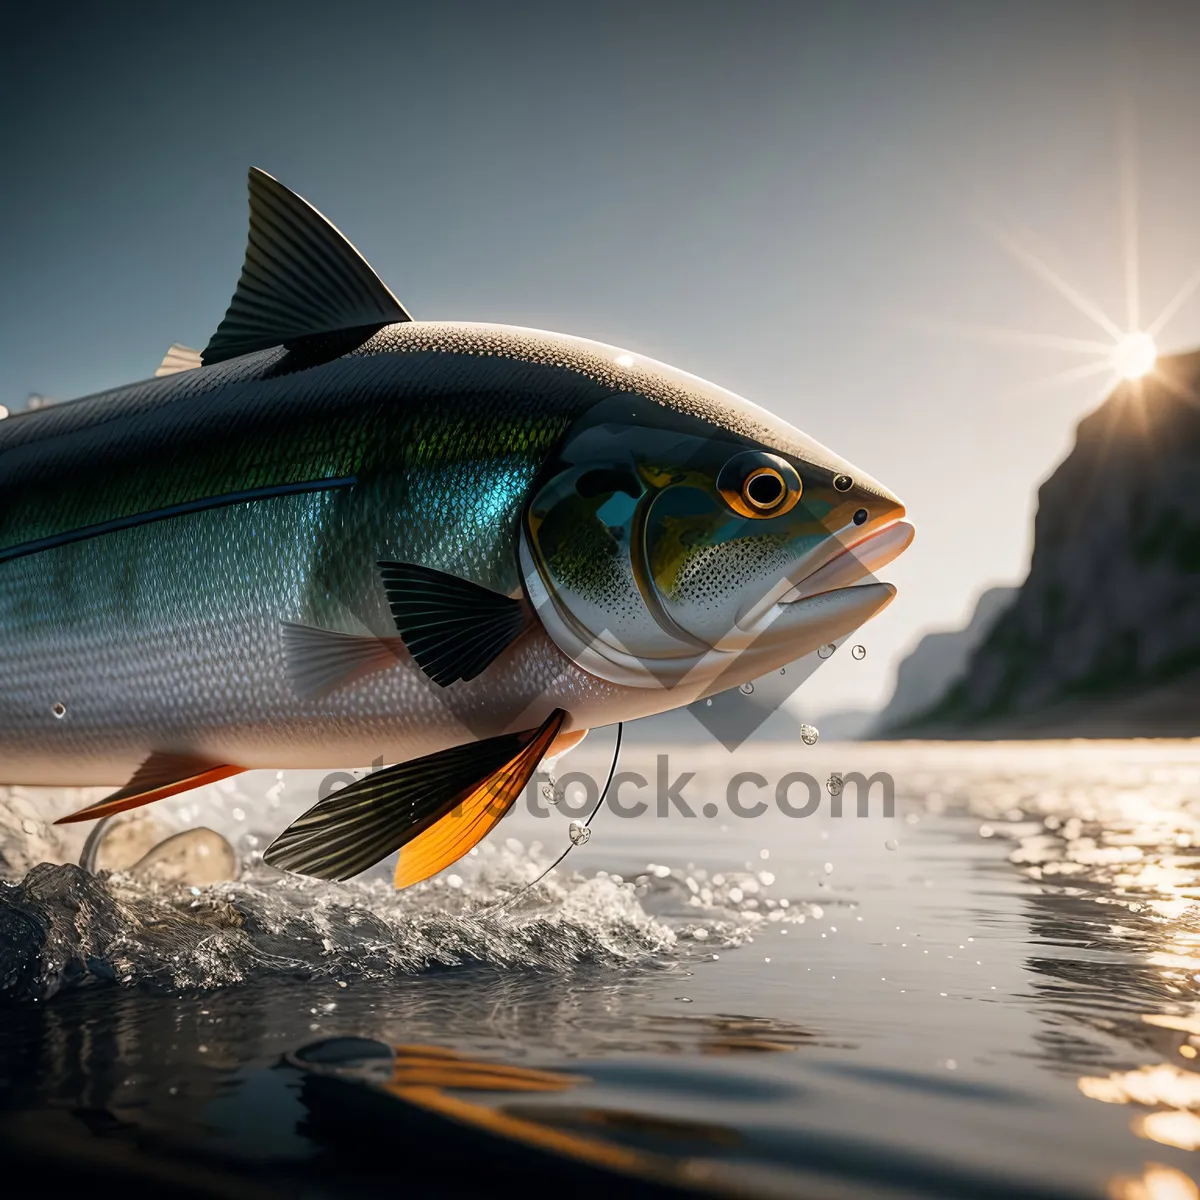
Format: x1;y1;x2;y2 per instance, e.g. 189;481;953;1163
3;739;1200;1198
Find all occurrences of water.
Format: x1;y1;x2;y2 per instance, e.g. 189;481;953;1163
3;739;1200;1198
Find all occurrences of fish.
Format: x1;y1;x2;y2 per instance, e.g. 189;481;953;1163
0;167;914;887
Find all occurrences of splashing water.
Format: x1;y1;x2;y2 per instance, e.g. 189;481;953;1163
0;774;809;1003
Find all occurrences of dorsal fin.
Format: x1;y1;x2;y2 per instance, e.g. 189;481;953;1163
154;343;202;377
201;167;411;366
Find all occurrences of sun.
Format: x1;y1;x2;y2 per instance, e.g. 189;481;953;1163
1112;331;1157;380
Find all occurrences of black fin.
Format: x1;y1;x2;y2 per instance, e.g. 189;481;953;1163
281;622;404;699
263;709;566;881
377;561;528;687
202;167;411;366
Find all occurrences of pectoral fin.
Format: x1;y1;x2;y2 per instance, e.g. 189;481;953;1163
281;622;405;699
377;561;529;687
263;709;566;883
55;754;245;825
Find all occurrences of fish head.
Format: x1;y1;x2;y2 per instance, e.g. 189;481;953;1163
520;372;913;695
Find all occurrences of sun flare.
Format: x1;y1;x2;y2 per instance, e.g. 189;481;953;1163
1112;331;1158;380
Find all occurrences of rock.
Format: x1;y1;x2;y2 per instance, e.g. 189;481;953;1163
89;813;173;873
129;828;239;886
873;586;1017;733
896;349;1200;736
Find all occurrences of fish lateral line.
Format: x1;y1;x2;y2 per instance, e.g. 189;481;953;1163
0;475;358;565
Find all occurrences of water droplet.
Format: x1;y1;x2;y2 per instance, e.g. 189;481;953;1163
676;996;693;1003
979;824;995;838
231;807;245;822
851;644;866;660
705;698;713;706
885;838;899;850
779;667;785;675
568;820;591;846
800;723;820;746
817;643;836;659
693;928;709;941
823;861;833;874
52;702;66;719
827;773;843;796
759;849;770;860
740;682;754;695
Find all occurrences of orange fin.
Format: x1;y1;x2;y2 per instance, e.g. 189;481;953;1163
55;754;245;825
394;713;565;889
546;728;588;759
264;709;566;883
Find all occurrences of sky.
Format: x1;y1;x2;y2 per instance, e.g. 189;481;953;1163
4;0;1200;717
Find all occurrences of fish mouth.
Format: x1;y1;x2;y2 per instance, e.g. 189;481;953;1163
776;518;915;606
725;516;914;646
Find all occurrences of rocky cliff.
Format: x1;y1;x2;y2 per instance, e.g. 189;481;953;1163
872;585;1017;734
895;348;1200;737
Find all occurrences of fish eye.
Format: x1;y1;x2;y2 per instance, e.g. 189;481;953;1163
833;474;853;492
718;452;802;519
744;467;786;511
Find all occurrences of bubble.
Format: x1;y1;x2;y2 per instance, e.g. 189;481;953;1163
568;821;591;846
851;644;866;660
779;667;785;675
823;861;833;874
52;702;66;719
693;928;709;941
817;643;836;659
800;724;820;746
740;682;754;695
827;773;843;796
885;838;899;850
